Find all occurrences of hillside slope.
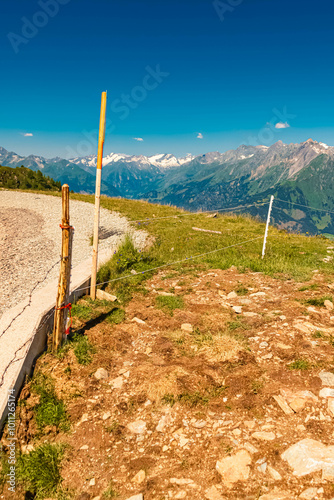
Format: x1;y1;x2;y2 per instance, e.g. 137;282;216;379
0;165;61;191
1;197;334;499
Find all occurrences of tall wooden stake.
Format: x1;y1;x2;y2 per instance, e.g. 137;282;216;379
53;184;72;351
262;195;274;259
91;91;107;300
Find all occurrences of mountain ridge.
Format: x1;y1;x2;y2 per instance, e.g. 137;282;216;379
1;140;334;235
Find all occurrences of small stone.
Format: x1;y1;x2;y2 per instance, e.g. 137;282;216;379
132;317;146;324
320;387;334;399
216;450;252;488
156;411;173;433
232;429;241;437
174;492;187;499
80;445;89;450
227;291;238;299
110;376;123;389
324;300;334;311
205;485;225;500
276;342;292;350
170;478;194;485
258;462;267;473
289;398;307;413
322;465;334;480
162;445;169;452
232;305;242;314
273;395;294;415
125;495;143;500
299;487;318;499
89;478;96;486
127;420;147;434
132;470;146;484
130;269;137;275
96;289;117;302
281;438;334;476
250;291;266;297
319;371;334;387
244;312;259;317
192;420;207;429
259;492;291;500
244;420;256;429
267;465;282;481
102;412;111;421
239;298;251;305
181;323;193;333
94;368;109;380
328;398;334;416
242;442;259;454
179;436;189;448
252;431;276;441
92;497;101;500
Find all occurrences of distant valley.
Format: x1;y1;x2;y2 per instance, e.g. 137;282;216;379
1;139;334;236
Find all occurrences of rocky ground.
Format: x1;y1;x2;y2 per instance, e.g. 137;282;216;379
3;262;334;499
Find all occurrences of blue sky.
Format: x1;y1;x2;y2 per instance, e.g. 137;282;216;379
1;0;334;158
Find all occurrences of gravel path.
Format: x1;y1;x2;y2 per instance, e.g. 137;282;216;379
0;191;148;318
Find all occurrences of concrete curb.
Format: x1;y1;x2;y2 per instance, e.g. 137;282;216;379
0;247;113;430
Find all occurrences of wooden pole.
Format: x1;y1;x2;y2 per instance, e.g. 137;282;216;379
262;195;274;259
53;184;72;351
91;91;107;300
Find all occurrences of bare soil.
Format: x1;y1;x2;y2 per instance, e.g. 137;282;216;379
3;266;334;499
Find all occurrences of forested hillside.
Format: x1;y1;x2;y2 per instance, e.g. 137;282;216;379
0;165;61;191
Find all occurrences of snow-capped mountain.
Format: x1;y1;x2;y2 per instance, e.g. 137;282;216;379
3;139;334;235
70;152;196;170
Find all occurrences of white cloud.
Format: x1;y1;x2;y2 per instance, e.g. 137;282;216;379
133;137;144;142
197;132;204;139
275;122;290;129
21;133;33;137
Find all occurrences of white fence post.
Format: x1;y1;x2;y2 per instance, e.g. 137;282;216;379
262;195;274;259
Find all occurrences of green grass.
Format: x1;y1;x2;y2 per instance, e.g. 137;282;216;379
73;334;96;365
155;295;184;316
97;235;156;304
236;286;249;296
102;481;119;498
0;444;66;499
25;191;334;291
106;307;125;324
298;283;319;292
57;332;96;365
304;296;333;307
31;373;69;433
313;330;326;338
227;320;248;331
288;359;311;370
162;385;227;407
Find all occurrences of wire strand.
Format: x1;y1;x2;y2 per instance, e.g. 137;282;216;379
275;198;334;215
132;201;270;224
74;235;264;294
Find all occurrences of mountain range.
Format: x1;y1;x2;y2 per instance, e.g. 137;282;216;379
1;139;334;236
